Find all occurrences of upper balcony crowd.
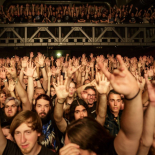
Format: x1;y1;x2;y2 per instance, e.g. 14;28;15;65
0;3;155;24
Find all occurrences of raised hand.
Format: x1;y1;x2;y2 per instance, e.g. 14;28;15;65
99;55;139;99
53;76;69;99
8;79;15;92
67;65;81;78
22;59;28;68
30;52;34;58
23;61;36;77
94;73;110;94
0;68;6;79
145;74;155;106
37;55;45;67
4;66;17;78
59;143;80;155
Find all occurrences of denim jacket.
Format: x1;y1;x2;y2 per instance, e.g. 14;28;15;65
104;107;123;137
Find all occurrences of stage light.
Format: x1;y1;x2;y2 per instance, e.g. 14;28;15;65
57;52;61;57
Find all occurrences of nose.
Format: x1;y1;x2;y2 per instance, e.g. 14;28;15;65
41;106;45;112
8;106;12;111
114;101;117;106
80;112;84;118
21;134;26;144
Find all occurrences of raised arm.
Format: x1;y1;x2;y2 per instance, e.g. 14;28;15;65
0;120;7;155
37;55;48;91
94;72;110;126
137;74;155;155
23;60;36;105
53;76;69;133
99;55;143;155
5;67;31;111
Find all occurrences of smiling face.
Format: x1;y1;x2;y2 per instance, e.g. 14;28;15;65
86;89;96;107
14;123;40;154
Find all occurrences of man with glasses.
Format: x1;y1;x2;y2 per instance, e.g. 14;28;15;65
84;86;97;118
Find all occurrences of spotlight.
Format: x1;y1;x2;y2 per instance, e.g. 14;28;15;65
57;52;61;57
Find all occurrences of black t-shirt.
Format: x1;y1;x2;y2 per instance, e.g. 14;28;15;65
27;15;34;23
88;102;97;119
49;15;56;23
34;15;43;22
100;16;108;22
3;140;56;155
72;16;78;23
63;15;72;22
78;15;86;21
101;139;118;155
20;14;28;23
13;15;20;23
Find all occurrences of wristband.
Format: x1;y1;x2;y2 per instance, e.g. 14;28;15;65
40;66;45;69
35;78;40;81
57;99;64;104
124;89;140;100
3;79;7;83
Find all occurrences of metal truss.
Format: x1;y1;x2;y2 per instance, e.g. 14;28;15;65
0;23;155;46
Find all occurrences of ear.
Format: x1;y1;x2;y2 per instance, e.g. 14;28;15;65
37;133;41;137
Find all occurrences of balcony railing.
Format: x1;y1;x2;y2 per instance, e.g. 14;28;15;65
0;23;155;46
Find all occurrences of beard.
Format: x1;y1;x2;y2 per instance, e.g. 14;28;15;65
39;110;51;125
4;110;18;125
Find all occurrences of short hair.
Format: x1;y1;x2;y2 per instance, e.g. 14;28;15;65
34;87;45;94
107;89;121;100
66;117;114;154
10;110;42;138
69;99;89;122
4;97;20;107
84;86;96;93
0;90;6;95
83;79;90;85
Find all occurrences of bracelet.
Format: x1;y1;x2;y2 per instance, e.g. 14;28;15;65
40;66;45;69
3;79;7;83
57;99;64;104
35;78;40;81
124;89;140;100
14;78;19;85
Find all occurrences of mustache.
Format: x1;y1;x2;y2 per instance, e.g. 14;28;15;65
39;112;46;115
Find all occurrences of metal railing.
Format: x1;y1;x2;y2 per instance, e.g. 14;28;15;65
0;23;155;46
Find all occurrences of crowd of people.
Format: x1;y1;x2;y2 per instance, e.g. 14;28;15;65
0;51;154;155
0;3;155;38
0;3;155;24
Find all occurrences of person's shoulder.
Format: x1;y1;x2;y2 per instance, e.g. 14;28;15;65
3;139;22;155
39;145;56;155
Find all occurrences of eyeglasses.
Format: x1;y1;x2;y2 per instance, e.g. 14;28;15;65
87;94;95;97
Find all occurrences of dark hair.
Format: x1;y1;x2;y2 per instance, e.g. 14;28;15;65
84;86;96;93
66;117;114;154
83;79;90;85
69;99;89;122
10;110;42;138
35;94;53;112
107;89;121;100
